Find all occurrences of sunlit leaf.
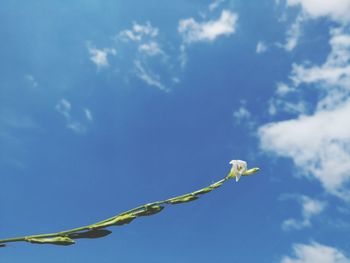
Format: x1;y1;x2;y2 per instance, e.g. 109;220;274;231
134;205;164;216
243;167;260;175
167;195;198;204
193;187;212;195
90;213;137;229
209;180;224;189
25;236;75;246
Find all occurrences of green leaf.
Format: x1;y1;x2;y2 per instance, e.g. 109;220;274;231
90;213;137;229
69;229;112;239
243;167;260;175
0;163;260;248
111;214;137;226
193;187;212;195
209;180;224;189
25;236;75;246
134;205;164;216
167;195;198;204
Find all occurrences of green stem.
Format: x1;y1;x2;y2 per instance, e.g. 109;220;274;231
0;167;259;246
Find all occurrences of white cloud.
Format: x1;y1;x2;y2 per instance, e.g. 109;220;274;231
84;108;93;122
172;77;180;84
289;27;350;112
134;60;167;91
209;0;226;11
119;22;158;42
55;99;71;119
268;82;304;116
138;41;164;56
281;242;350;263
276;82;295;96
55;99;92;134
179;44;188;68
268;98;306;116
287;0;350;23
290;29;350;103
25;74;38;88
283;15;303;51
233;105;251;123
119;22;162;57
116;22;176;91
66;122;86;133
260;101;350;199
282;195;326;230
278;0;350;51
259;28;350;200
178;10;238;44
256;41;268;54
232;102;256;130
88;47;116;69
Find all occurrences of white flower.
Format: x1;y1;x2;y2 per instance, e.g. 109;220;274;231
229;160;247;182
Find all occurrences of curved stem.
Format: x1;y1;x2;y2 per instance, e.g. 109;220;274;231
0;167;259;246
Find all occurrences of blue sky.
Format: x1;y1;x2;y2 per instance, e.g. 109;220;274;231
1;0;350;262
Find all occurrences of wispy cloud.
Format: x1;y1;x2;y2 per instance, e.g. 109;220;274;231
119;22;158;42
55;99;71;119
286;0;350;24
209;0;226;11
282;195;326;231
178;9;238;67
88;10;238;90
25;74;38;88
134;60;167;92
259;28;350;200
256;41;268;54
275;82;295;96
277;0;350;51
281;242;350;263
232;101;257;131
178;10;238;44
94;21;173;91
66;122;86;134
266;82;304;116
88;46;116;69
268;100;306;116
281;15;303;51
290;28;350;94
233;105;251;122
84;108;93;122
138;41;164;57
55;99;93;134
233;101;255;127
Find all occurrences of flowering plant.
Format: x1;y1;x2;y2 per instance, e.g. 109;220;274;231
0;160;259;247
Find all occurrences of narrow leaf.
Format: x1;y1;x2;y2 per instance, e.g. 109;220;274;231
134;205;164;217
0;162;260;247
243;167;260;176
25;236;75;246
90;213;137;229
167;195;198;204
193;187;212;195
69;229;112;239
210;180;225;189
